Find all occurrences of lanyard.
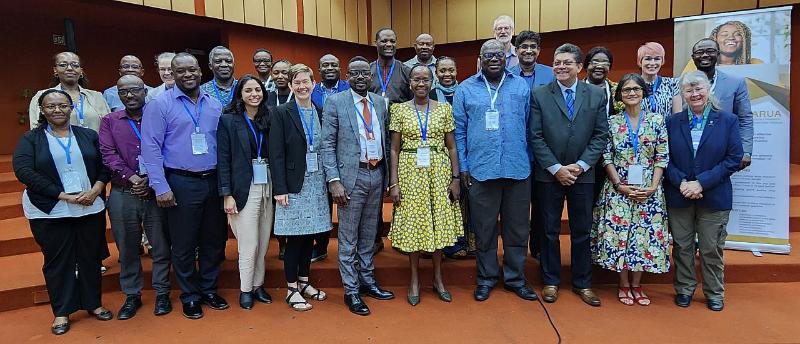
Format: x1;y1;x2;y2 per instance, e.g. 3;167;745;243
709;71;719;94
243;112;264;160
375;60;396;96
73;94;85;126
603;80;611;114
126;118;142;141
647;75;661;113
179;97;204;132
482;73;507;110
623;111;645;161
212;79;236;106
48;126;74;165
295;103;316;151
353;95;377;137
276;90;294;106
689;105;711;131
413;100;430;142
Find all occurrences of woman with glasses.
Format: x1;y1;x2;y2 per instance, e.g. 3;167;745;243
591;73;670;307
584;46;618;116
638;42;682;117
28;52;111;131
388;65;462;306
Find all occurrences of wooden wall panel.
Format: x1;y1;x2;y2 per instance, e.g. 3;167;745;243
514;0;530;32
282;0;298;31
539;0;568;32
171;0;195;14
371;0;392;44
476;0;514;39
421;0;431;35
607;0;636;25
569;0;606;29
331;0;347;40
392;0;412;47
528;0;540;32
671;0;702;18
761;0;800;6
223;0;245;23
636;0;656;21
264;0;283;28
411;0;423;40
345;0;359;42
446;0;476;43
244;0;265;26
316;0;332;37
429;0;447;42
704;0;758;14
656;0;671;19
304;0;318;35
357;0;369;44
205;0;224;19
143;0;171;10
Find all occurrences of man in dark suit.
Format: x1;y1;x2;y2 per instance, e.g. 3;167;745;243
528;43;608;307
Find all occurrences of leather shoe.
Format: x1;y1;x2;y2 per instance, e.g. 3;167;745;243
88;308;113;321
573;288;601;307
239;291;254;310
504;284;539;301
202;293;229;310
675;294;692;308
707;299;724;311
253;287;273;304
51;321;70;336
359;284;395;300
542;285;559;303
474;285;491;301
344;293;370;316
154;294;172;316
182;301;203;319
117;295;142;320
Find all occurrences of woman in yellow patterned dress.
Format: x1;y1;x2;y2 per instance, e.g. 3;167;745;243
388;65;463;306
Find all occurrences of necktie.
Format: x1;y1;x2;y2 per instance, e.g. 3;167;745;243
362;98;378;166
565;88;575;121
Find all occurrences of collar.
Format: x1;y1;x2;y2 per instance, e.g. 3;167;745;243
409;55;437;66
350;89;370;104
213;78;237;90
55;84;88;96
516;63;537;76
558;79;578;94
476;69;513;84
319;80;340;91
171;85;208;102
507;45;517;58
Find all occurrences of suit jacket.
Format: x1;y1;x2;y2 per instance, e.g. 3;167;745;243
320;90;390;195
664;109;743;210
528;80;609;183
13;126;111;214
268;100;323;195
217;111;270;211
713;70;753;155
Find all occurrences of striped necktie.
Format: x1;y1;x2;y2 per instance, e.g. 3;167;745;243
564;88;575;121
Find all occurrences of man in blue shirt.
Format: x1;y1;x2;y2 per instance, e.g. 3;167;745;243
103;55;154;111
454;39;537;303
311;54;350;109
200;46;237;108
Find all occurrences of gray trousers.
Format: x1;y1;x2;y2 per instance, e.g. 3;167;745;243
108;186;171;296
337;167;383;295
668;206;730;300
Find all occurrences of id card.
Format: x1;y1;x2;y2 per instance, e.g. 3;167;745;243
691;130;702;152
62;169;84;194
191;132;208;155
628;165;644;185
137;155;147;175
252;159;269;184
366;139;381;160
306;152;319;173
485;109;500;131
416;146;431;168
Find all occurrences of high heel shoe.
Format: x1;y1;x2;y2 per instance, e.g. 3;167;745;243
407;283;421;306
433;285;452;303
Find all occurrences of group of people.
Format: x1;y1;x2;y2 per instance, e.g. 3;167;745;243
13;14;753;336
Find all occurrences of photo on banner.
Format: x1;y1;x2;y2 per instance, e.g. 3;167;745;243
674;6;792;254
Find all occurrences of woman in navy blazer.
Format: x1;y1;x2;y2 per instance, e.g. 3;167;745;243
665;71;743;312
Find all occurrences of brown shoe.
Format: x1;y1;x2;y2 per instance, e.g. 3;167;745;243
572;288;601;307
542;285;559;303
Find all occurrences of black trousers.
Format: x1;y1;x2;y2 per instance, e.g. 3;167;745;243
165;173;227;303
29;211;109;316
529;164;543;257
284;234;314;283
537;182;593;289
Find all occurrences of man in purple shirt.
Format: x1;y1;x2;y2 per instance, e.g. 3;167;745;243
99;75;172;320
141;53;228;319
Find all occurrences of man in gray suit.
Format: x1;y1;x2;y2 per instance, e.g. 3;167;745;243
691;38;753;170
529;43;608;307
321;56;395;316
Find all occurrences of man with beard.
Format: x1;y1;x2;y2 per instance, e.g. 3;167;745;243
690;38;753;170
141;53;229;319
253;48;276;91
403;33;438;83
476;15;519;71
103;55;154;111
200;46;237;108
311;54;350;109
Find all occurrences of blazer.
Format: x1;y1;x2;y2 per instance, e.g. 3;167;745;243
13;126;111;214
712;70;753;155
664;109;743;210
217;111;270;211
528;80;609;183
320;90;390;195
268;100;323;195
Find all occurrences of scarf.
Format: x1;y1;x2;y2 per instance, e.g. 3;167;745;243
432;82;459;104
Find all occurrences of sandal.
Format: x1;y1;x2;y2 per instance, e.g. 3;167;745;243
285;287;312;311
631;286;651;306
618;287;635;306
299;281;328;301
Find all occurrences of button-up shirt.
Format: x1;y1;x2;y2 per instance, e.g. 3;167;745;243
453;70;531;181
103;85;155;112
148;83;172;100
509;63;554;90
200;78;237;108
98;110;146;187
141;86;222;196
369;59;413;105
28;85;111;131
311;80;350;108
403;55;438;83
351;90;385;162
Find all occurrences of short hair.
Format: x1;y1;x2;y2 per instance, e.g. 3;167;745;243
480;39;504;54
515;30;541;47
375;27;394;41
492;15;514;30
155;52;176;65
36;89;74;129
637;42;665;66
409;64;434;79
613;73;652;102
208;45;234;62
584;46;613;69
679;71;720;111
435;56;456;69
349;56;369;65
692;38;719;52
253;48;272;57
289;63;314;82
554;43;583;64
172;52;198;65
272;59;291;68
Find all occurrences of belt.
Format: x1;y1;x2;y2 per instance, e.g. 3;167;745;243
358;160;384;170
165;168;217;178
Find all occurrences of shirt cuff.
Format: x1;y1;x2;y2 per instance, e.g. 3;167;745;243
577;160;591;172
547;164;563;175
327;177;341;183
151;181;171;196
743;153;751;158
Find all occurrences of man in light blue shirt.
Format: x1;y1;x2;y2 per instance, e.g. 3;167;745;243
103;55;153;111
453;39;537;303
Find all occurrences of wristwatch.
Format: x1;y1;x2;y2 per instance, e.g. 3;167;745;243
612;182;621;191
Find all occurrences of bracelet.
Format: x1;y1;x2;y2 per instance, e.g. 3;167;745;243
387;183;398;192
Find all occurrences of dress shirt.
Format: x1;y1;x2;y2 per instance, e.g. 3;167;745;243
509;63;555;90
369;59;413;104
28;85;111;131
200;78;237;108
403;55;438;83
148;83;173;100
350;89;385;162
546;79;590;174
453;70;531;181
311;80;350;108
98;110;147;188
102;85;155;112
141;86;223;196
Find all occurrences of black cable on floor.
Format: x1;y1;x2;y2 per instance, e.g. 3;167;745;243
536;296;562;344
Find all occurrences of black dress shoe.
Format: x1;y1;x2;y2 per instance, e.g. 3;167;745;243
182;301;203;319
88;308;113;321
707;299;724;311
202;293;230;310
675;294;692;308
359;284;395;300
253;287;273;304
154;294;172;316
117;295;142;320
239;292;254;310
474;285;492;301
51;322;70;336
504;284;539;301
344;293;370;316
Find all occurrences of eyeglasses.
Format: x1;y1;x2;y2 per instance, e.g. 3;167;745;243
348;70;371;77
55;62;81;69
552;60;576;67
589;60;610;67
518;43;539;51
120;64;142;70
621;87;643;94
253;59;272;64
158;67;172;73
42;104;72;112
117;87;145;97
481;52;505;60
692;48;718;57
410;78;432;84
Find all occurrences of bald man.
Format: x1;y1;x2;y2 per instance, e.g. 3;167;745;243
103;55;154;111
403;33;438;83
311;54;350;109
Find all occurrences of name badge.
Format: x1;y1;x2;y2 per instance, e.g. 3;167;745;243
62;169;84;194
252;159;268;184
306;152;319;173
416;146;431;168
191;132;208;155
485;109;500;131
691;130;702;152
628;165;644;185
137;154;147;175
366;138;381;160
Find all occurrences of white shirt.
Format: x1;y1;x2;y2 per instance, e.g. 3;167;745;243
350;89;384;162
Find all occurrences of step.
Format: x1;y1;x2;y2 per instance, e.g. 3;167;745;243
0;192;22;220
0;155;10;174
0;172;23;193
1;233;798;312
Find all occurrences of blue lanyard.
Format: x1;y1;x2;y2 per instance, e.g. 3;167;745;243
179;97;204;132
295;103;316;151
689;105;711;131
212;79;236;106
647;76;661;113
321;81;338;104
624;111;645;161
413;101;430;142
48;126;74;165
243;112;264;160
73;94;85;125
353;96;376;137
126;118;142;141
375;60;396;95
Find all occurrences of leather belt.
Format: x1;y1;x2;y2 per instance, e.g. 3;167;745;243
358;160;383;170
165;168;217;179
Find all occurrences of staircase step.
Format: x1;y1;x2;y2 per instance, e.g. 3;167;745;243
0;155;11;174
0;192;22;220
0;172;23;193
